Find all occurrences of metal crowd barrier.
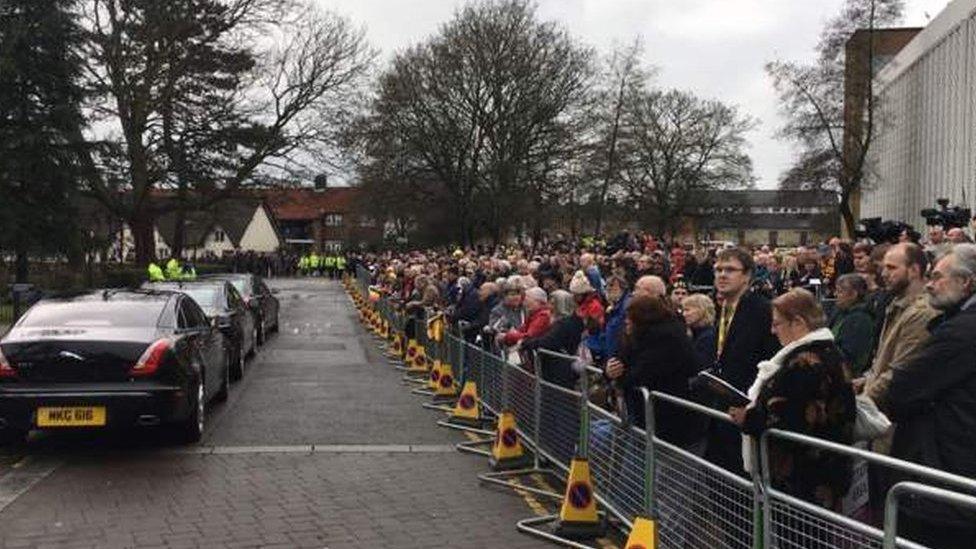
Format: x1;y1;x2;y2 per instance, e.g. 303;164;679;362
354;278;976;549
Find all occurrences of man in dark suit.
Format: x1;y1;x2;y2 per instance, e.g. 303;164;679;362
705;247;780;475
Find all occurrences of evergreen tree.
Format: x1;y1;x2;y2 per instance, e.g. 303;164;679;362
0;0;87;282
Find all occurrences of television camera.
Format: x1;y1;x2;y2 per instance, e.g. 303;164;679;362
920;198;971;229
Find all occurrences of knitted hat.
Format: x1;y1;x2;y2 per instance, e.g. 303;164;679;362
569;270;595;295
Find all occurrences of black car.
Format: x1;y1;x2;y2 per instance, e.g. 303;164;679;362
143;280;256;380
0;289;230;444
201;274;280;344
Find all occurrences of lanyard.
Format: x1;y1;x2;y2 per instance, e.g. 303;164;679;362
717;302;737;357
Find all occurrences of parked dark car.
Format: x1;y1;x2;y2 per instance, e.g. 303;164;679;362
143;280;256;380
201;274;279;344
0;289;230;444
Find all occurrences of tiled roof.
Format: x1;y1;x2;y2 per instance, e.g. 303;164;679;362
263;187;360;221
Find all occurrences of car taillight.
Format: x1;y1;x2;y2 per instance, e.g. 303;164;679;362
130;339;172;377
0;347;16;379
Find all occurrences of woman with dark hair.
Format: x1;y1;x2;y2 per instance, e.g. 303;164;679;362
605;295;706;451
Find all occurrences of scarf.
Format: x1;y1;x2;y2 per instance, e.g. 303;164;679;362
742;327;834;472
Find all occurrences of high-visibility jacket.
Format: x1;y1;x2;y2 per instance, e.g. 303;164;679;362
148;262;166;282
309;254;320;269
336;256;346;270
324;256;336;268
298;256;308;269
165;258;183;280
182;265;197;281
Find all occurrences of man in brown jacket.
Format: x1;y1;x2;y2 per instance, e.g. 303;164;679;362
855;243;939;452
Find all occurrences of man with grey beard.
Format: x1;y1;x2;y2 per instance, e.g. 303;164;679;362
886;244;976;548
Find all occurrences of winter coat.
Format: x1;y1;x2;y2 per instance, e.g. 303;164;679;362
714;291;781;392
863;292;939;413
599;293;630;360
689;324;717;372
741;336;856;511
615;319;707;447
888;297;976;528
462;294;499;343
522;315;584;389
489;302;524;333
503;306;552;346
828;301;876;376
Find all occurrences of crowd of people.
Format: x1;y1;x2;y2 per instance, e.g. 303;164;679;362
351;227;976;548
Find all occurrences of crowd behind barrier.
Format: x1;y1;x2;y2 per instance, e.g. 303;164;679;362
345;227;976;549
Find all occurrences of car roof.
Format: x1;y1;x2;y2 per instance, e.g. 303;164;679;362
43;288;177;304
200;273;252;280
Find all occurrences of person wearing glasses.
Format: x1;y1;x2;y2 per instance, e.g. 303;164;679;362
705;247;780;475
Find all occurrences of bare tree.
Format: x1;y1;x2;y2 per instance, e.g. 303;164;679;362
767;0;904;235
621;89;756;237
78;0;373;264
584;38;653;236
357;0;592;245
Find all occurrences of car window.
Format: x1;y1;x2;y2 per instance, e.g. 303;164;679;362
226;284;244;309
229;279;248;296
182;299;209;328
180;287;220;310
177;301;192;330
19;301;165;328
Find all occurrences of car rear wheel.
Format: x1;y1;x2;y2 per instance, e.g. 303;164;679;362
214;356;230;402
248;324;258;358
177;379;205;444
231;346;245;381
0;428;27;446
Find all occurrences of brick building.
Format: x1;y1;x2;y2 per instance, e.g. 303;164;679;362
263;187;383;253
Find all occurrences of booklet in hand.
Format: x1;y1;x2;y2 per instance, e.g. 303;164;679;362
694;370;751;409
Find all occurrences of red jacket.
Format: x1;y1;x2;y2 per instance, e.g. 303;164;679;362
503;306;553;346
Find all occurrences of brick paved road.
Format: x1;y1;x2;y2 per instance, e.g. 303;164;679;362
0;279;553;549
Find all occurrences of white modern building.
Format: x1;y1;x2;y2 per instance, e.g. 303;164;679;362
862;0;976;226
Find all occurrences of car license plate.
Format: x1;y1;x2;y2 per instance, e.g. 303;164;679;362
36;406;106;427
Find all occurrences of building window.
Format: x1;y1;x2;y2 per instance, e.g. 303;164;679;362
324;214;343;227
736;229;746;244
359;216;377;228
769;231;778;247
214;229;225;243
324;240;343;252
799;231;808;246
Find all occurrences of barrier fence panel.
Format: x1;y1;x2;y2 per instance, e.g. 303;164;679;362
587;402;647;528
478;346;506;415
649;391;758;549
535;377;581;473
348;281;976;549
503;360;538;446
761;428;976;549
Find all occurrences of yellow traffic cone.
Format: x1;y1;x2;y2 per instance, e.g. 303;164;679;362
554;457;608;539
623;517;658;549
449;381;481;424
434;361;457;397
489;410;530;470
427;360;443;390
386;332;404;361
411;344;429;372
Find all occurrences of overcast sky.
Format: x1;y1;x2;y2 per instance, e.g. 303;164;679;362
317;0;950;189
